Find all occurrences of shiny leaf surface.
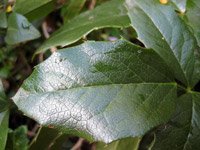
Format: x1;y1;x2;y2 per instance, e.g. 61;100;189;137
13;40;176;143
36;0;130;54
126;0;200;87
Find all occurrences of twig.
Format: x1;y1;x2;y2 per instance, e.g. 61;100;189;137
41;21;57;53
29;125;42;148
71;138;84;150
27;124;40;137
89;0;96;10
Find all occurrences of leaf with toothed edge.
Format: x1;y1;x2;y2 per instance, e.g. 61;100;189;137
13;40;177;143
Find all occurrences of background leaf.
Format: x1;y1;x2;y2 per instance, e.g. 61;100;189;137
186;0;200;46
13;0;53;16
61;0;86;23
29;127;64;150
36;0;130;54
0;80;9;150
126;0;200;87
5;13;41;45
0;12;7;28
5;126;29;150
152;92;200;149
13;40;176;143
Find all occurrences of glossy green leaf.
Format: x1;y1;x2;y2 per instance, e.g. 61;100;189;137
61;0;86;23
152;92;200;150
36;0;130;54
0;12;7;28
13;0;53;16
0;80;9;150
126;0;200;87
13;40;176;143
5;126;29;150
186;0;200;46
96;137;141;150
5;13;41;45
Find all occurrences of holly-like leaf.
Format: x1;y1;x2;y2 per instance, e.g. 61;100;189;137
13;40;176;143
126;0;200;87
36;0;130;55
152;92;200;149
5;13;41;45
0;80;9;150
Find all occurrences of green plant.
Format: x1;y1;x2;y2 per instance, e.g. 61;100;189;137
0;0;200;149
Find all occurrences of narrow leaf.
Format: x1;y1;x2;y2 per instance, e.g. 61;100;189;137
13;40;176;143
126;0;200;87
5;13;41;45
36;0;130;54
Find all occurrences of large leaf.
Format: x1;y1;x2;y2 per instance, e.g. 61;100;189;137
0;80;9;150
126;0;200;87
186;0;200;46
13;40;176;143
36;0;130;55
5;13;41;45
152;92;200;149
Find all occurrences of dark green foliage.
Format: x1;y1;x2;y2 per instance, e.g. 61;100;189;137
0;0;200;149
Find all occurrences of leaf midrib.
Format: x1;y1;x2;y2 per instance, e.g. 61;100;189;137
21;82;177;95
